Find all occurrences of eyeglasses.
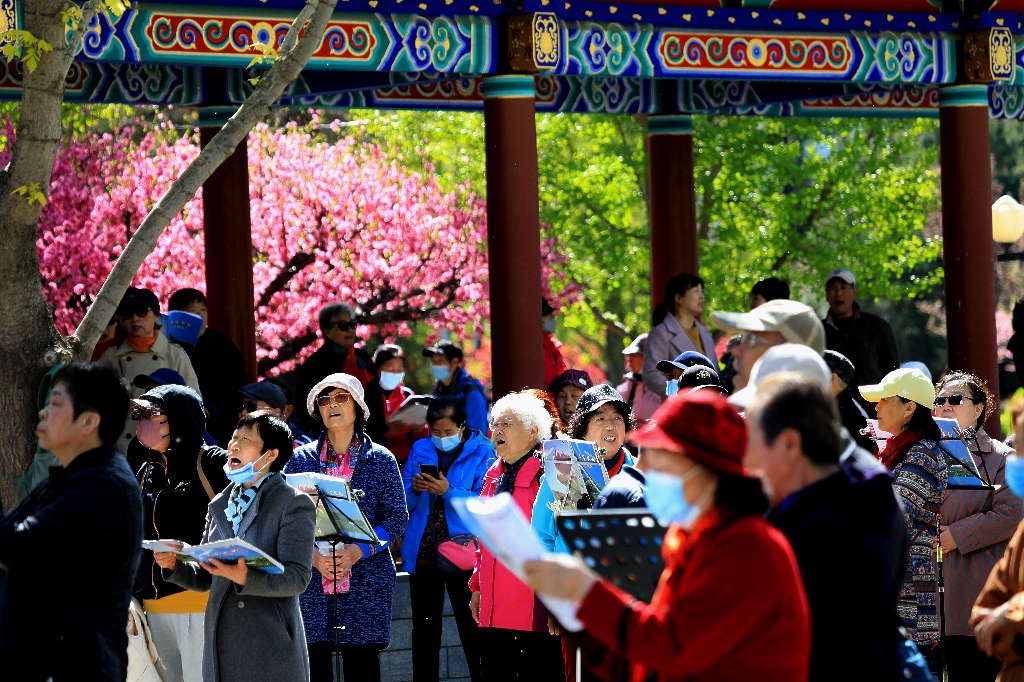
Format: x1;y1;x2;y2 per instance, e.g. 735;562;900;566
316;393;352;407
740;332;771;347
935;394;972;407
490;418;516;430
335;320;357;332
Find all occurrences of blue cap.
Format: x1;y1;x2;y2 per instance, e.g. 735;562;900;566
133;368;186;390
657;351;716;374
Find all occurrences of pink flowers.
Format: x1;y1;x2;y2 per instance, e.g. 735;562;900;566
19;116;578;375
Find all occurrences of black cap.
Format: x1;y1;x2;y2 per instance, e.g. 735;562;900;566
678;365;721;390
239;381;287;411
823;350;856;388
574;383;628;418
547;369;593;394
116;287;160;317
422;341;463;361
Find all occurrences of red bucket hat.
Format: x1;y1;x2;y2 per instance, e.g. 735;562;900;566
630;391;751;477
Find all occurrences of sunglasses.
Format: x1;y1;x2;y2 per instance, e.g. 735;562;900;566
935;394;973;406
316;393;352;407
335;320;357;332
740;332;771;347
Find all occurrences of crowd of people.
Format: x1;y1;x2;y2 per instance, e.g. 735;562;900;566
4;267;1024;682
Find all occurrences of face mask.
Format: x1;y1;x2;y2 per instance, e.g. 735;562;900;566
136;417;169;451
644;467;706;526
379;371;404;392
223;451;272;485
432;365;451;383
1006;455;1024;498
432;430;462;452
665;379;680;397
542;318;557;334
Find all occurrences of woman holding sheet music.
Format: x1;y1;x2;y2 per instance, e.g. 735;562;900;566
932;372;1022;681
154;411;316;682
285;372;408;682
402;397;495;682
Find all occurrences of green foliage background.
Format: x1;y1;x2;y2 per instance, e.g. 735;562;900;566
353;111;943;376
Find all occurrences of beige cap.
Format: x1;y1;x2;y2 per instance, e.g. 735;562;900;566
859;368;936;410
711;299;825;355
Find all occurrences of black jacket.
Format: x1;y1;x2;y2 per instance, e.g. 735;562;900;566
766;450;906;682
0;446;143;681
364;380;414;444
191;328;247;446
292;341;373;433
823;303;899;389
130;385;228;601
592;465;647;510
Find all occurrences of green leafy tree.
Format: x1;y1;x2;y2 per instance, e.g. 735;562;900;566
354;110;941;377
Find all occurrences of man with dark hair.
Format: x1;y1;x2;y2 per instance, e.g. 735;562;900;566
169;287;247;446
260;378;315;447
423;340;489;433
0;362;143;681
292;302;373;433
749;277;790;309
822;268;899;389
743;374;907;682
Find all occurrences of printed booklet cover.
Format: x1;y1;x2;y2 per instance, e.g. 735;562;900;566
285;472;380;544
142;538;284;574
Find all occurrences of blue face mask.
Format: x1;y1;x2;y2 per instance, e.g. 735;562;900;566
432;365;451;383
1006;455;1024;498
665;379;680;397
432;430;463;453
223;451;272;485
379;371;404;392
644;467;706;526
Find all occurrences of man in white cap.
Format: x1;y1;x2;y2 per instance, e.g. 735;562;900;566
711;299;826;390
822;268;899;391
615;333;660;421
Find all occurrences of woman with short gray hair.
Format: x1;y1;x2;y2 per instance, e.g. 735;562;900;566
468;391;564;681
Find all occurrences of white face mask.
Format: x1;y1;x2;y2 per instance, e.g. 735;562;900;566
379;371;404;391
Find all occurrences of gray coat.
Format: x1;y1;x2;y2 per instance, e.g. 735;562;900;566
168;473;315;682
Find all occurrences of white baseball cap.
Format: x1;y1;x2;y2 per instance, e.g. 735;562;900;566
306;372;370;422
826;268;856;286
712;299;825;355
729;344;832;410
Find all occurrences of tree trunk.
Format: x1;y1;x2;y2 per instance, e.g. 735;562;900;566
0;1;78;510
0;0;333;509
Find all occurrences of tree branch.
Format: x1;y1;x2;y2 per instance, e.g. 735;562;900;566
581;198;646;241
62;0;103;65
256;252;316;308
70;0;334;360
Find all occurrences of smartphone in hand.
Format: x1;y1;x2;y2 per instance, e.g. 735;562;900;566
419;464;440;479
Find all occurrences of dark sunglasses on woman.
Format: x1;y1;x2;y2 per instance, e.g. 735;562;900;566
935;394;972;406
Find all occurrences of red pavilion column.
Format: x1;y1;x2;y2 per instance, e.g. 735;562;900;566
647;115;698;304
939;85;999;433
482;75;544;397
200;125;257;381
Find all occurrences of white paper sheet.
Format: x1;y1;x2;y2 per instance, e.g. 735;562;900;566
451;492;583;632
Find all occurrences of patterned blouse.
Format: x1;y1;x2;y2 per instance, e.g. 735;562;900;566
891;438;948;646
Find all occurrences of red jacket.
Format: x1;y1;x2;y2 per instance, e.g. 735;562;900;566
468;454;548;632
577;508;810;682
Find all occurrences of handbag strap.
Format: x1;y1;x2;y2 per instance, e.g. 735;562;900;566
196;449;215;500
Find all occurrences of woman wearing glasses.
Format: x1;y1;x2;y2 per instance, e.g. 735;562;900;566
285;373;409;682
932;372;1022;682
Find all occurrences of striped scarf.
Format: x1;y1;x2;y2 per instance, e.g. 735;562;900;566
225;484;258;536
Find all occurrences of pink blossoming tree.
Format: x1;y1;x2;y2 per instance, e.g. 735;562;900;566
29;117;577;378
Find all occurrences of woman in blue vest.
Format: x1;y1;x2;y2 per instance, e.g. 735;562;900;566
402;397;495;682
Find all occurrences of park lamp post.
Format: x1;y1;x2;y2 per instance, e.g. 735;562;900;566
994;195;1024;261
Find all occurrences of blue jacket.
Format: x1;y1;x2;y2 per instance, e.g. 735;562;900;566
285;434;408;645
432;368;489;434
401;431;496;571
532;449;635;554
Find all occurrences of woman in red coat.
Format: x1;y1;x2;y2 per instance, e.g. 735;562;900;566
524;391;811;682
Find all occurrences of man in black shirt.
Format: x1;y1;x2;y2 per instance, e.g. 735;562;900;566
822;268;899;392
0;363;143;681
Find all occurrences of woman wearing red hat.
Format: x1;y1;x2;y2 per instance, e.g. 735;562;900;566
523;391;811;682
